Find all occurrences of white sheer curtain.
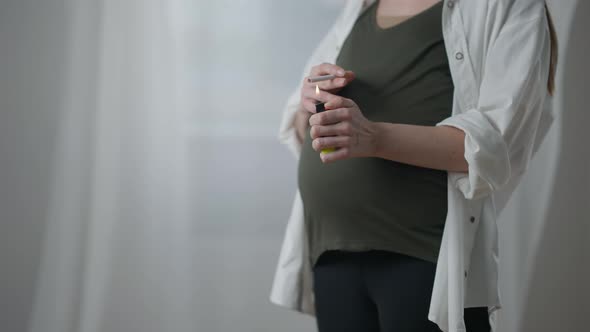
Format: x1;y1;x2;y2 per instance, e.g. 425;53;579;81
0;1;339;331
19;1;195;332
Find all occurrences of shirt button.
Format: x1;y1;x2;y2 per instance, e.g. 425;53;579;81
447;0;455;8
464;270;468;278
455;52;464;60
470;216;475;223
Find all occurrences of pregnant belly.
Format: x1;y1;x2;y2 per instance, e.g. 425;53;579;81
297;129;447;228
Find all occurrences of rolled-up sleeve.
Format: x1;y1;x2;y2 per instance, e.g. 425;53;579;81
436;13;551;200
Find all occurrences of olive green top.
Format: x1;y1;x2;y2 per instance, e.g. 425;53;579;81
297;0;454;268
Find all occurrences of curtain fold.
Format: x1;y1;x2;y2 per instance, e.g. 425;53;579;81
26;1;195;332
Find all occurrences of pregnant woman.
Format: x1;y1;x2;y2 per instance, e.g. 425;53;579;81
270;0;557;331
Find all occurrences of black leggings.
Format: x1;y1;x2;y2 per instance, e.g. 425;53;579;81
312;249;491;332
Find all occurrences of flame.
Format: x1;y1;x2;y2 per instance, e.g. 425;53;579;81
315;84;320;96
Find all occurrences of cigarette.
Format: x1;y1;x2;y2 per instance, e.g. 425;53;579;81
307;74;336;83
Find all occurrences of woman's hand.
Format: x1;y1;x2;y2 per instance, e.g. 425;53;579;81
300;63;355;113
294;63;355;144
309;95;379;164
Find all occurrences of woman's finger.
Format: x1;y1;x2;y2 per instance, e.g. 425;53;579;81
320;147;350;164
301;99;317;113
310;121;352;139
308;77;347;91
311;135;351;152
325;96;355;109
343;70;355;82
310;63;346;77
309;107;352;126
301;86;342;104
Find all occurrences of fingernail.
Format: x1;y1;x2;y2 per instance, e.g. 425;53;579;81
337;69;345;76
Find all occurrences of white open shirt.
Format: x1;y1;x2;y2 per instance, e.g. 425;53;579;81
269;0;553;331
